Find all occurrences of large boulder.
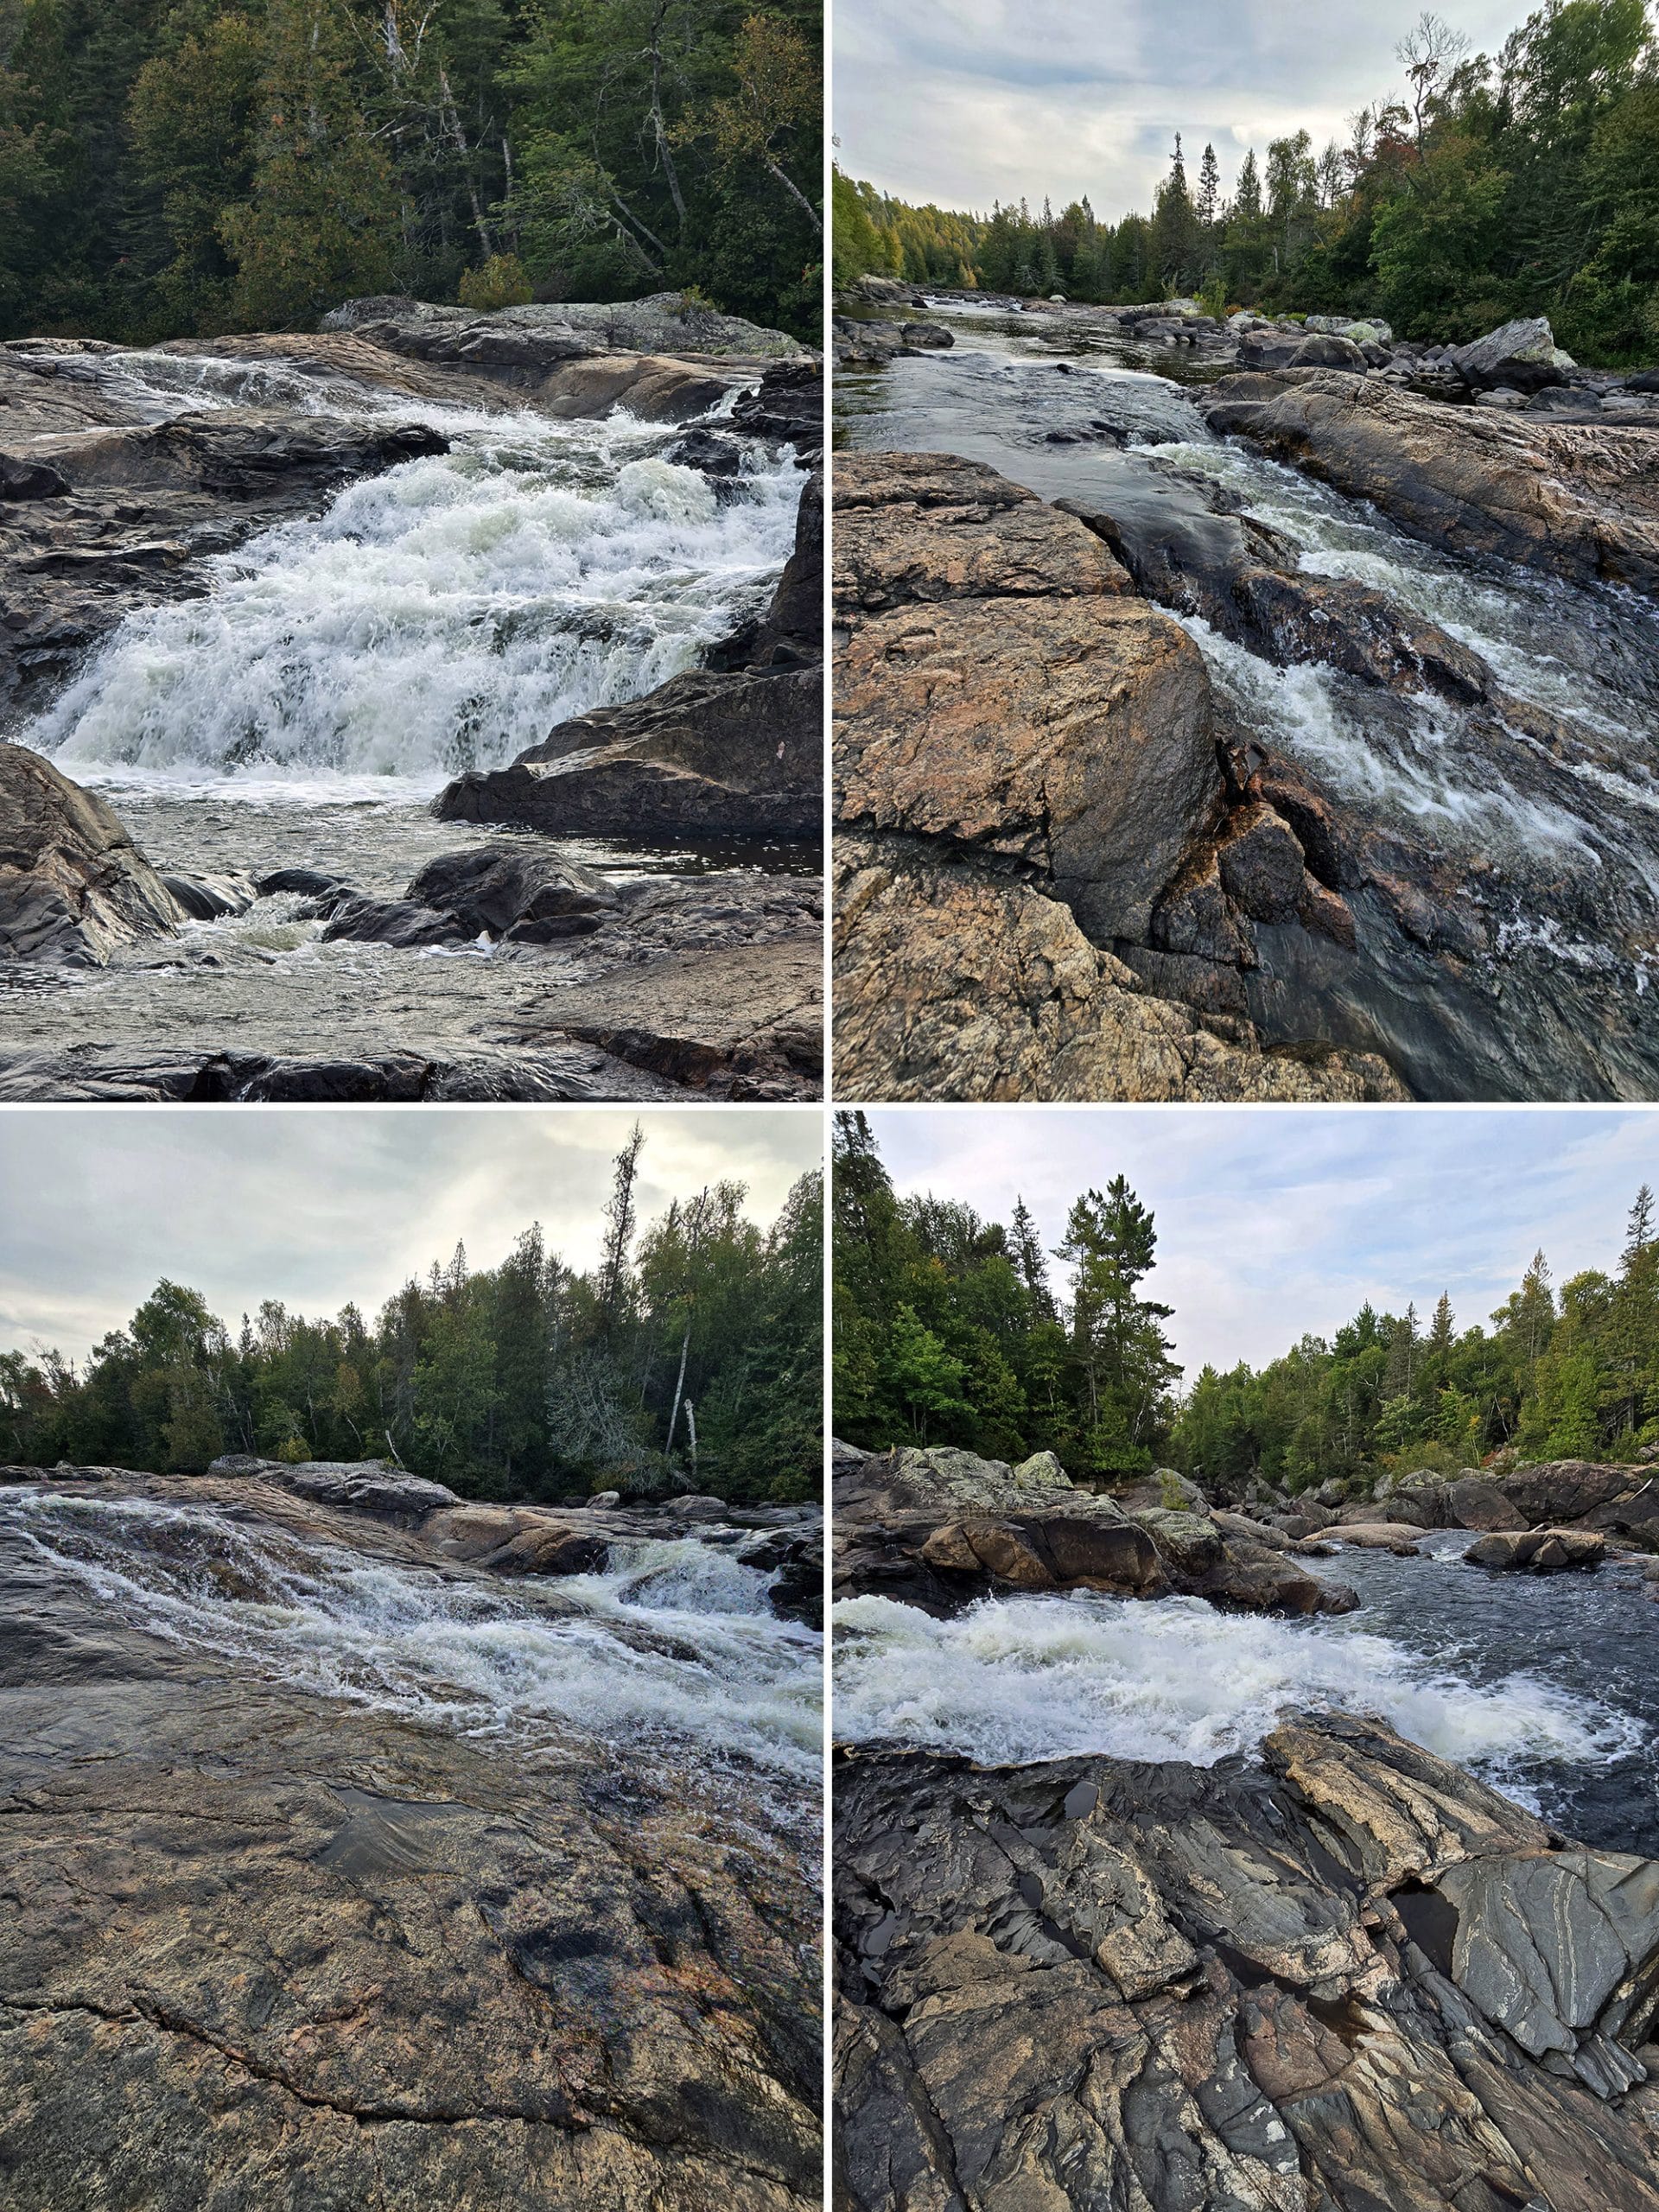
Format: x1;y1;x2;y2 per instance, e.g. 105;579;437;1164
836;531;1219;946
1466;1526;1608;1573
435;663;821;842
321;843;617;949
1501;1459;1659;1537
1449;315;1577;393
1446;1473;1528;1531
0;744;184;967
206;1456;461;1522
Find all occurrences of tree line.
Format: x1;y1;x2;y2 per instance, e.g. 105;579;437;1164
832;1112;1659;1496
0;0;822;344
0;1132;823;1503
836;0;1659;362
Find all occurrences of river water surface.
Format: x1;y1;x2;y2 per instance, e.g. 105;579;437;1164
4;349;810;1077
834;1528;1659;1854
836;301;1659;1099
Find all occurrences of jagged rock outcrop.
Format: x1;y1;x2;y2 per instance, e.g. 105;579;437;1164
835;1716;1659;2211
435;470;822;844
1367;1460;1659;1549
1201;369;1659;601
830;452;1418;1101
0;743;185;966
834;1445;1358;1618
833;831;1408;1102
0;1463;822;2209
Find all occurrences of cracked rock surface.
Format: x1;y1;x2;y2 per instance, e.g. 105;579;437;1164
0;1465;823;2210
834;1719;1659;2212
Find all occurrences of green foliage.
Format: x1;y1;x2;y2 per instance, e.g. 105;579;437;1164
0;1140;823;1504
458;249;532;308
0;0;820;341
838;0;1659;365
1169;1187;1659;1497
831;1114;1181;1479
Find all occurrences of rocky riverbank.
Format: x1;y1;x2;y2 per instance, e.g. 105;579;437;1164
832;296;1659;1097
0;296;823;1103
831;1435;1659;2207
0;1457;823;2209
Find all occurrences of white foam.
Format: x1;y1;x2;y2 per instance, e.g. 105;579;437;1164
28;395;801;784
831;1590;1636;1781
8;1491;821;1781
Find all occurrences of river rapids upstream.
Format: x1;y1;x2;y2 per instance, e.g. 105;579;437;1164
836;299;1659;1099
833;1529;1659;1855
2;1484;823;1847
2;347;810;1081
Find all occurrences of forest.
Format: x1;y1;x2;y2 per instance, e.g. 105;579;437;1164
0;1132;823;1502
836;0;1659;361
832;1112;1659;1495
0;0;822;343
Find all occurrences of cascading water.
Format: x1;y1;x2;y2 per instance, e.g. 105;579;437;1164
4;1490;822;1790
0;346;812;1082
832;1530;1659;1853
836;302;1659;1096
30;358;803;787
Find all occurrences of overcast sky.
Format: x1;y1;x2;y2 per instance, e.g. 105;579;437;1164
863;1108;1658;1380
835;0;1532;218
0;1109;822;1363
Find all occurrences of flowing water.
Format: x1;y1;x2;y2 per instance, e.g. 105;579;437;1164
3;1489;823;1831
3;349;811;1077
836;302;1659;1098
832;1530;1659;1853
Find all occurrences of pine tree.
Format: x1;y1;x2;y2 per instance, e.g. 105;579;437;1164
1196;142;1220;230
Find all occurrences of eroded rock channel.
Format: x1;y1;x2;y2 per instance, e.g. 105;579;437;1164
0;297;823;1102
831;1440;1659;2209
0;1457;823;2209
833;296;1659;1100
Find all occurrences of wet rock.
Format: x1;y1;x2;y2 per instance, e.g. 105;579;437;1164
1215;801;1306;924
0;1465;822;2211
1202;369;1659;601
493;932;822;1102
435;664;821;842
325;289;804;365
158;869;256;921
0;1039;686;1104
728;359;824;455
834;832;1408;1103
0;454;70;501
899;321;954;349
0;743;184;967
709;468;823;667
836;1717;1659;2212
322;844;619;950
1468;1525;1609;1573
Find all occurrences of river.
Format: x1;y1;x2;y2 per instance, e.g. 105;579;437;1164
836;299;1659;1099
3;346;811;1083
833;1527;1659;1855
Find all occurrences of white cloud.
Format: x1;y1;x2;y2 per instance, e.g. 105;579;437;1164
0;1109;823;1362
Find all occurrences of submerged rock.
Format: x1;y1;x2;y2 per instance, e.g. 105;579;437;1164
835;1716;1659;2209
0;743;184;966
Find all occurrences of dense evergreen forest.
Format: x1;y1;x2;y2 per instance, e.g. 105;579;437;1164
836;0;1659;362
0;1134;823;1502
0;0;822;342
832;1112;1659;1495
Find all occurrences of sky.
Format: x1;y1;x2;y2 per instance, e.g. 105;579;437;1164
0;1109;823;1363
835;0;1532;219
862;1107;1659;1380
